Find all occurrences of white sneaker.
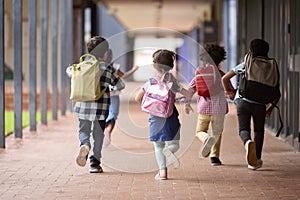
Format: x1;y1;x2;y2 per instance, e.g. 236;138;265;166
76;145;89;167
245;140;257;166
163;148;180;169
200;136;215;158
248;159;263;170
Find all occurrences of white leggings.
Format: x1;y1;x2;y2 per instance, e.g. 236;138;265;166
153;140;180;170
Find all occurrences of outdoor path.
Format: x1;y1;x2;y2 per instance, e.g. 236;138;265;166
0;82;299;200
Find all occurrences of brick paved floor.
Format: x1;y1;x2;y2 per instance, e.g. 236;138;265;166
0;82;299;200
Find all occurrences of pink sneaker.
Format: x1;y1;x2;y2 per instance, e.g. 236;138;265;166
155;169;167;180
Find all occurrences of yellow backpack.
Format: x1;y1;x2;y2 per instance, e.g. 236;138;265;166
70;54;107;102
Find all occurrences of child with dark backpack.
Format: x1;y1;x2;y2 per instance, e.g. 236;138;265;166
135;49;191;180
184;43;232;166
222;38;281;170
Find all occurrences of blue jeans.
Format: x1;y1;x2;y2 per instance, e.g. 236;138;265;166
106;95;120;129
237;99;266;159
78;119;105;164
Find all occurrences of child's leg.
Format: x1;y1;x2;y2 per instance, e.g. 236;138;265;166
104;96;120;147
167;140;180;153
106;120;115;133
78;119;92;148
211;135;222;158
91;120;106;163
196;114;215;158
195;114;211;142
153;141;166;170
76;119;92;167
210;115;225;158
164;140;180;168
153;141;167;180
106;95;120;133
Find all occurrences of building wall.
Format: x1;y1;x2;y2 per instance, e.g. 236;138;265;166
96;5;129;74
3;0;73;112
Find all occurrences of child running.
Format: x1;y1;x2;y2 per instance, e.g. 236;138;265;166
103;49;139;147
67;36;125;173
185;43;233;166
135;49;191;180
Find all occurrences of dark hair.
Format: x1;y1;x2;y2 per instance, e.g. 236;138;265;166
204;43;226;66
250;38;269;57
86;36;109;58
152;49;175;72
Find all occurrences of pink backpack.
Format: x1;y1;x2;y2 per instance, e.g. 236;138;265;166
141;73;175;118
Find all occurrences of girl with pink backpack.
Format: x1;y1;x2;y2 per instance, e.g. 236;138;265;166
135;49;191;180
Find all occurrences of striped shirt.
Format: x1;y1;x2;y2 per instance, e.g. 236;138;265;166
73;62;125;121
188;70;228;115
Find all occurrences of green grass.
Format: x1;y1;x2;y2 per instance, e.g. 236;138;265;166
5;111;52;136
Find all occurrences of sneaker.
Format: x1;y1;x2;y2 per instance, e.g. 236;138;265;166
155;169;167;180
76;145;89;167
245;140;257;166
163;148;180;169
200;136;215;158
89;165;103;173
248;159;263;170
210;157;222;166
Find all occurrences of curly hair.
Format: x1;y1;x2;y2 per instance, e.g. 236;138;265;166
204;43;227;66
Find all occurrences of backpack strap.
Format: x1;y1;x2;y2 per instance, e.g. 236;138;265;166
273;104;283;137
80;54;97;62
161;71;172;82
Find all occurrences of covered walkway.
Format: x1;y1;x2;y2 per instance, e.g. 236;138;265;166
0;82;299;200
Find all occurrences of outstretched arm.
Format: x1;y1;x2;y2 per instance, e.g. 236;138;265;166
179;87;193;100
119;66;139;80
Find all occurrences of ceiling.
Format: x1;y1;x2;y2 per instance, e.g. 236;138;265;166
97;0;213;34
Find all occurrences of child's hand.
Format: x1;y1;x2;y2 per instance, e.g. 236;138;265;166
184;104;194;114
131;65;139;72
265;105;274;119
225;90;235;100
